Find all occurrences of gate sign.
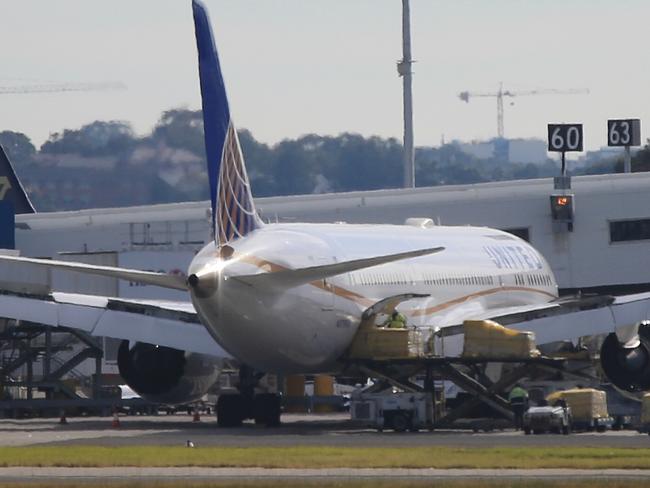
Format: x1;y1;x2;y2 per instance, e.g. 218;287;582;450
547;124;583;152
607;119;641;147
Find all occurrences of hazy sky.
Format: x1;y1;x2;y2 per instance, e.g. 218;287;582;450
1;0;649;151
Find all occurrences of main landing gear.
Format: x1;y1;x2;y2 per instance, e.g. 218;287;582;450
216;365;281;427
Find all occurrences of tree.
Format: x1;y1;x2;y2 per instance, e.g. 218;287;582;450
0;131;36;163
323;134;403;192
632;140;650;172
40;121;135;157
238;129;274;195
151;109;205;157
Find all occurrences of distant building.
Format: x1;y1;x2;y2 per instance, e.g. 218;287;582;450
575;146;639;169
455;138;548;164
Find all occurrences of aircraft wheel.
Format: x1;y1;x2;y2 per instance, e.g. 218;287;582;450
254;393;282;426
217;394;244;427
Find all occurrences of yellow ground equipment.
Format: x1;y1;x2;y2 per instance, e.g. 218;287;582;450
546;388;613;431
462;320;540;359
347;315;434;359
313;375;335;413
284;375;306;413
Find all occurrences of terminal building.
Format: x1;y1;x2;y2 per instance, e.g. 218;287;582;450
2;170;650;413
13;171;650;296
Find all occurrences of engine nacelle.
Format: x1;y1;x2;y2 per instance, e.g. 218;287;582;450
117;341;221;404
601;323;650;392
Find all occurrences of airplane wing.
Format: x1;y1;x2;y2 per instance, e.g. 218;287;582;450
500;293;650;345
0;254;188;290
432;293;650;346
0;290;228;357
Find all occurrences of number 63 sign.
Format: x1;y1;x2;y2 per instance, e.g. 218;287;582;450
547;124;583;152
607;119;641;147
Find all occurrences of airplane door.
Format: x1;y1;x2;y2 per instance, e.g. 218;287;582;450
321;278;334;311
313;256;335;311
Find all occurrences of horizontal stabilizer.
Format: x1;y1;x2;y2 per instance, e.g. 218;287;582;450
0;254;188;291
233;246;444;289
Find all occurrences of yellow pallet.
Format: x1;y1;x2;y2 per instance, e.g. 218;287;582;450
462;320;539;359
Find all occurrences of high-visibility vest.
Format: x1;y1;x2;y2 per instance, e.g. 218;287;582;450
387;313;407;329
509;387;528;402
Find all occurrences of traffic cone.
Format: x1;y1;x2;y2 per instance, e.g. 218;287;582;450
59;410;68;425
192;408;201;422
111;411;120;428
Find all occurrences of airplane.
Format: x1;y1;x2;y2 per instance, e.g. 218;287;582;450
0;0;649;427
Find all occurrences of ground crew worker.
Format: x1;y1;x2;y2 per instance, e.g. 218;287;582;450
508;384;529;430
384;310;407;329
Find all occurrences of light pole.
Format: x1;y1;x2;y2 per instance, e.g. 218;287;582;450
397;0;415;188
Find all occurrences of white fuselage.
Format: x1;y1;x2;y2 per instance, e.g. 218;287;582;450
188;223;558;373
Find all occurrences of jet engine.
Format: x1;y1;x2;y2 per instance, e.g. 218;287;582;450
600;321;650;392
117;341;221;404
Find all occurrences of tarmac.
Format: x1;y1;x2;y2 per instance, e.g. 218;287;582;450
1;412;649;448
2;413;650;482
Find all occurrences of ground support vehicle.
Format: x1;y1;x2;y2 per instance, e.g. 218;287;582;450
547;388;613;432
523;405;572;434
345;311;577;432
351;390;432;432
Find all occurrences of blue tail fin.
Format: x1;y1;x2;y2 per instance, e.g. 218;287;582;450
192;0;262;246
0;145;35;214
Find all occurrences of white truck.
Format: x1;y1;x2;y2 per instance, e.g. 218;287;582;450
351;391;433;432
523;405;572;435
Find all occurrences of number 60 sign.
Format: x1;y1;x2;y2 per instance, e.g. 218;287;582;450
547;124;583;152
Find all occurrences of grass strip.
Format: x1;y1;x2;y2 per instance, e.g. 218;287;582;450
1;446;650;469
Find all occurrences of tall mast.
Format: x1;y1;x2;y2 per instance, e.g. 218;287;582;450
399;0;415;188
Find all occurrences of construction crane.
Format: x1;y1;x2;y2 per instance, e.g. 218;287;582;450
0;81;126;96
458;83;589;138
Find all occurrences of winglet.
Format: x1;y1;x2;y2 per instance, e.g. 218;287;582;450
192;0;262;246
0;145;35;214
